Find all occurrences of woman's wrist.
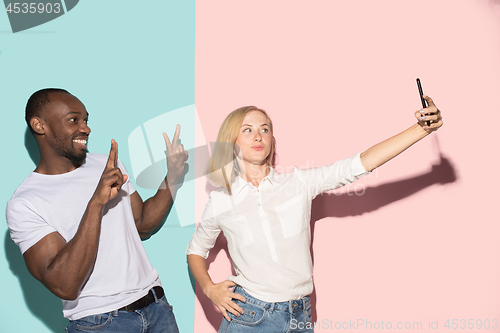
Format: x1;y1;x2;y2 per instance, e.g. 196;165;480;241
201;279;215;295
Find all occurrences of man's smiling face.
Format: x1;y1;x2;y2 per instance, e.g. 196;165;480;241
42;91;91;166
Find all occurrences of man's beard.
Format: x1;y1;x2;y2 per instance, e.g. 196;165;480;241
53;133;87;167
64;150;87;166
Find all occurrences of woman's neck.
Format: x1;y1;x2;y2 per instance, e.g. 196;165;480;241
239;161;270;187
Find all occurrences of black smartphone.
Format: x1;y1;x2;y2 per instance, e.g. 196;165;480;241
416;78;430;126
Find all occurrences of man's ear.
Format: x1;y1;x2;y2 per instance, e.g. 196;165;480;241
30;117;45;135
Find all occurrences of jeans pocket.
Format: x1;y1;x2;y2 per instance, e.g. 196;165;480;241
158;296;174;310
304;297;312;322
228;300;267;326
73;312;113;331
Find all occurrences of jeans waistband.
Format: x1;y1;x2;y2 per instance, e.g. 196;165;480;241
233;286;309;313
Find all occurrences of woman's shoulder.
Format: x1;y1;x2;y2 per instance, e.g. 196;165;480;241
208;186;230;199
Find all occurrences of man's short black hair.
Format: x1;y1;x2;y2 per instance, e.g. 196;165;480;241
25;88;70;132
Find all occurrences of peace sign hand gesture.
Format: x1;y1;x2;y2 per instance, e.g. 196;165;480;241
92;139;128;206
163;124;189;187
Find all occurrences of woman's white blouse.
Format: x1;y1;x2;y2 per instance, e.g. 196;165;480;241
187;152;369;302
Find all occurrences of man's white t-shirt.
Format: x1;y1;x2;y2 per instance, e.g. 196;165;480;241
6;153;160;320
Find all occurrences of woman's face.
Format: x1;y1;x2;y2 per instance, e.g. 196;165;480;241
234;111;272;166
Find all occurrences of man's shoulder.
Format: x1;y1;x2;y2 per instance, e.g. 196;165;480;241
7;175;42;220
8;172;40;202
8;153;107;201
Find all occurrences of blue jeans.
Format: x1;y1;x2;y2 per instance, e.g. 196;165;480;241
219;286;313;333
65;295;179;333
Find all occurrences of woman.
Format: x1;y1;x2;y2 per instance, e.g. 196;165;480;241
187;96;443;332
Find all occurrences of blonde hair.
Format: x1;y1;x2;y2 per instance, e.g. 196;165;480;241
206;106;276;192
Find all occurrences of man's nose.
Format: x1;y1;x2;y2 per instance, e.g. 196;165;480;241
80;122;91;135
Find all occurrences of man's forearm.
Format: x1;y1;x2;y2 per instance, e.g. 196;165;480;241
136;176;178;237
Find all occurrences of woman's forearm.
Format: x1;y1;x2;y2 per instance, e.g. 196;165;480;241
187;254;215;294
360;95;442;172
360;123;429;172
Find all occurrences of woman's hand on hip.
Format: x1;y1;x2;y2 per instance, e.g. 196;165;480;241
205;280;246;322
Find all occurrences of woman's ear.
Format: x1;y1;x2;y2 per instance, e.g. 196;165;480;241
30;117;45;135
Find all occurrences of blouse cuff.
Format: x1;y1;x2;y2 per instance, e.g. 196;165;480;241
353;152;371;176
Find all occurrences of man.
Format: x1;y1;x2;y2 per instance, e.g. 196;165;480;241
6;88;187;332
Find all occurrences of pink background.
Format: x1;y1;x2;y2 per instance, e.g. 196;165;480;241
194;0;500;331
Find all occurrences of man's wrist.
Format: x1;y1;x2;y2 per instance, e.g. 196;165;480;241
88;197;105;212
165;173;180;189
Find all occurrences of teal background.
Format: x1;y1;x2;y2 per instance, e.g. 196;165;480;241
0;1;195;332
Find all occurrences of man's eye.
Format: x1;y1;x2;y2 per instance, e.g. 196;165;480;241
69;118;76;122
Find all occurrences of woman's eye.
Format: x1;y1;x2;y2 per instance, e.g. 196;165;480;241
262;128;268;133
244;128;251;132
69;118;76;122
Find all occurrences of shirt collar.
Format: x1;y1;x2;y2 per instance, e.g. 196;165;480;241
231;167;277;196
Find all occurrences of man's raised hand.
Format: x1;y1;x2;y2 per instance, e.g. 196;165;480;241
163;124;189;187
92;140;128;206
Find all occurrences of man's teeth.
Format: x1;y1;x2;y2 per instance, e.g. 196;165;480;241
73;139;87;145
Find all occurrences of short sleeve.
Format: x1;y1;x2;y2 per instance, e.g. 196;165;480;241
6;198;57;254
296;152;370;199
186;194;222;259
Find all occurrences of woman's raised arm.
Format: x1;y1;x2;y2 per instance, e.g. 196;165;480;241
360;95;443;172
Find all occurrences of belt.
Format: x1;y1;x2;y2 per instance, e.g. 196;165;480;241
118;286;164;312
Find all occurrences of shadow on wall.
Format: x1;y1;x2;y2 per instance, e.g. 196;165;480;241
4;231;68;332
192;233;234;330
4;127;65;331
310;154;457;221
193;154;457;331
25;127;39;165
308;154;457;322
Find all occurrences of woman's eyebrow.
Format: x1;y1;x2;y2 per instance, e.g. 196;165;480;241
241;122;270;127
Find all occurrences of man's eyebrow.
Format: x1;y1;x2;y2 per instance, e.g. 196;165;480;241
66;111;89;117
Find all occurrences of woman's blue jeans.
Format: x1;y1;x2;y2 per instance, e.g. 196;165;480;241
219;286;314;333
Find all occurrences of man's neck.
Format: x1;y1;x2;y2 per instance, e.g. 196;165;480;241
35;154;83;175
